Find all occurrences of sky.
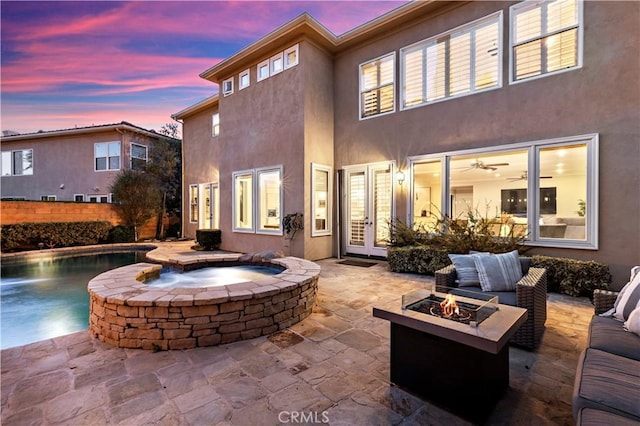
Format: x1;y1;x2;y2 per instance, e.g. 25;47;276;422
1;0;409;135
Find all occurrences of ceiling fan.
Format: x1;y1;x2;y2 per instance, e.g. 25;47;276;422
461;159;509;171
507;171;553;182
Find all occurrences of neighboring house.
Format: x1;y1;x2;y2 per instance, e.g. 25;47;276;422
174;0;639;286
0;121;180;203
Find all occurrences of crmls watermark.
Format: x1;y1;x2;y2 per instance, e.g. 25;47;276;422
278;411;330;424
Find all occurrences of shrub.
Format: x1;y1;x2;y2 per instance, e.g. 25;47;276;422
387;246;451;275
108;225;135;243
531;255;610;297
196;229;221;250
1;221;112;250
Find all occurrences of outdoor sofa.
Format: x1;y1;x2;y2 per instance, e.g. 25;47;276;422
572;268;640;425
435;255;547;350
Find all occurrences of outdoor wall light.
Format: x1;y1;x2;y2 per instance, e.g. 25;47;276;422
396;170;405;185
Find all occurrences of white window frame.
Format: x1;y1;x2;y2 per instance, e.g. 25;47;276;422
284;44;299;69
88;194;110;203
256;166;283;235
74;194;85;202
239;69;250;90
232;169;255;233
1;149;34;176
41;195;56;201
222;77;234;96
311;163;333;237
400;11;502;111
270;52;284;76
130;143;148;169
189;184;199;223
257;60;270;82
212;113;220;137
359;52;396;120
509;0;583;84
407;133;599;250
94;141;120;171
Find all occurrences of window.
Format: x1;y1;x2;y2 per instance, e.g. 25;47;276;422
257;60;269;82
311;163;332;236
408;134;598;249
511;0;582;82
130;143;148;170
222;77;234;96
270;53;284;75
88;195;109;203
74;194;85;202
189;184;199;222
212;113;220;137
232;166;284;235
360;53;395;119
239;69;250;90
41;195;56;201
284;44;299;69
233;170;254;232
401;12;501;109
1;149;33;176
95;142;120;171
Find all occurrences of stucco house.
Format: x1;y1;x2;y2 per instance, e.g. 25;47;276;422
1;121;180;203
173;0;639;286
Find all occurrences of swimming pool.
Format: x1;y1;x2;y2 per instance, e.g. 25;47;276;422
0;251;147;349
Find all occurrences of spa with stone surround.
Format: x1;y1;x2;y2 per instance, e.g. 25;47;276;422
87;252;320;350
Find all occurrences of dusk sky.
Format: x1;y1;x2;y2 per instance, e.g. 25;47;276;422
0;1;409;135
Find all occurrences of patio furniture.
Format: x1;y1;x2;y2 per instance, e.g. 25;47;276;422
435;257;547;349
572;269;640;424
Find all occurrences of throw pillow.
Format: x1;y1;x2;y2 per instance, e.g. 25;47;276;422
624;307;640;336
449;254;484;287
472;250;523;292
611;269;640;321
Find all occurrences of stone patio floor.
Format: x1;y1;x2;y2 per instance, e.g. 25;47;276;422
0;244;594;425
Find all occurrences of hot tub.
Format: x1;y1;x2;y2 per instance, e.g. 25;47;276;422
87;252;320;350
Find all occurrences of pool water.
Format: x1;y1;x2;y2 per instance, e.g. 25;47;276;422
147;265;281;289
0;252;146;349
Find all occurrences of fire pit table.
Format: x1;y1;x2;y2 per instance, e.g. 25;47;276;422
373;286;527;423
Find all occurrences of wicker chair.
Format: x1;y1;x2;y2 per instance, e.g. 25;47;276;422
435;258;547;350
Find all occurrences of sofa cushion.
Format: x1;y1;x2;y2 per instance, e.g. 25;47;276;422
473;250;523;292
448;254;482;287
609;271;640;321
624;307;640;336
588;316;640;361
576;408;639;426
572;348;640;421
449;287;517;306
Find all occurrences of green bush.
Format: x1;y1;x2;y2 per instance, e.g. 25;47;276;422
1;221;112;250
108;225;135;243
531;255;610;297
196;229;221;250
387;246;450;275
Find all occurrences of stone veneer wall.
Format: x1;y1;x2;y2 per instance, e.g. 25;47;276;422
88;256;320;350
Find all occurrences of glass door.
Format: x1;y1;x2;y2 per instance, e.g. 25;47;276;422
344;163;393;257
200;183;219;229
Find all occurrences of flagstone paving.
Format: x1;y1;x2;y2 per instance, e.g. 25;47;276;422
1;245;593;425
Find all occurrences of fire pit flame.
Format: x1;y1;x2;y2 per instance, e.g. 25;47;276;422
439;294;460;317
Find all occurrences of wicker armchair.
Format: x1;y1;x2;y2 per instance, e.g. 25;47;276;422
593;289;619;315
435;259;547;350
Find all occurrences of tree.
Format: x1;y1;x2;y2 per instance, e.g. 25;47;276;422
143;132;181;238
109;170;162;241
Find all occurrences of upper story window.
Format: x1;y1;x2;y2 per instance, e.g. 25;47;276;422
257;60;270;82
239;69;250;90
284;44;299;69
95;142;120;171
222;77;234;96
130;143;148;170
360;52;395;119
212;113;220;137
510;0;582;82
270;52;284;75
1;149;33;176
401;12;502;110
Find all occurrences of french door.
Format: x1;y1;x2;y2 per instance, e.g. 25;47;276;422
344;162;394;257
201;183;219;229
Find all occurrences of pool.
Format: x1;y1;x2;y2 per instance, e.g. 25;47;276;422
147;265;281;288
0;251;148;349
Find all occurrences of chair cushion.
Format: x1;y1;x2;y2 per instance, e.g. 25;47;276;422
572;348;640;421
588;316;640;361
472;250;523;292
448;254;482;287
576;408;639;426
